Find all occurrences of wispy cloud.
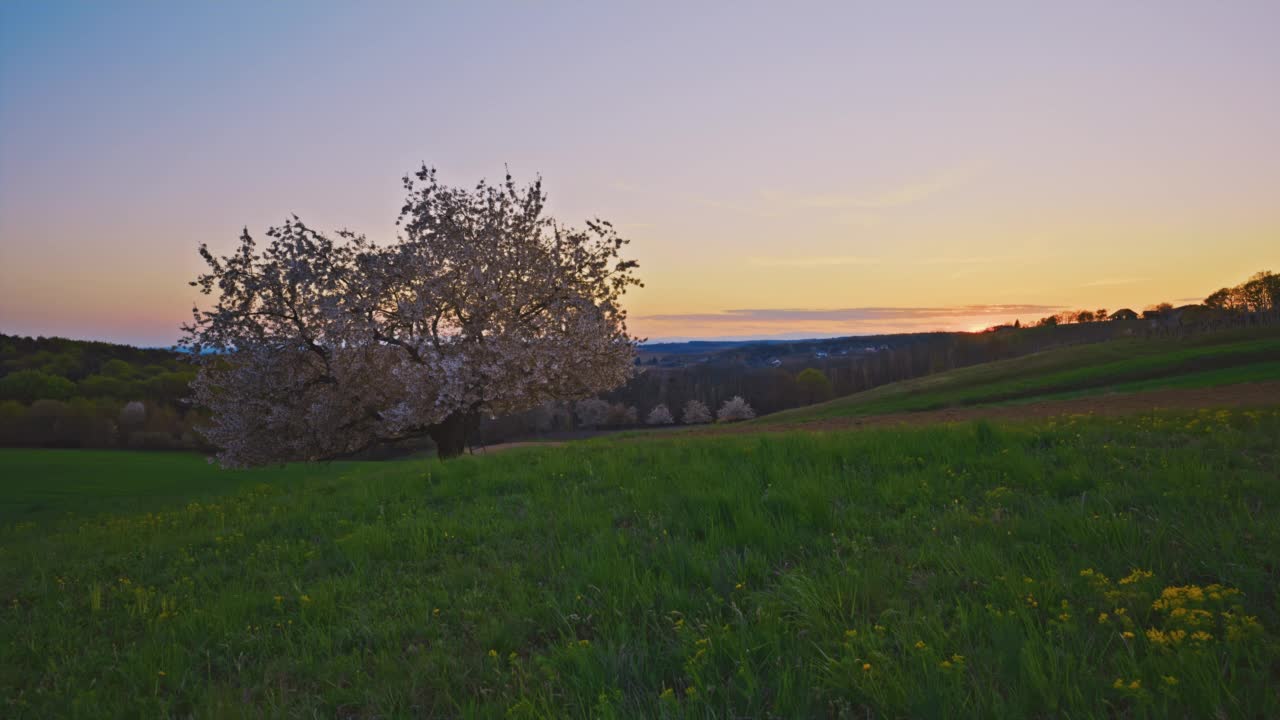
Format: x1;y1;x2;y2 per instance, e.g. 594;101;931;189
688;166;978;219
757;167;974;212
632;304;1061;339
639;305;1058;325
746;255;880;268
1082;277;1147;287
922;255;1015;265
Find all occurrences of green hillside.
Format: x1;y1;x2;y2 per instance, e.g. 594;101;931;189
756;328;1280;425
4;409;1280;716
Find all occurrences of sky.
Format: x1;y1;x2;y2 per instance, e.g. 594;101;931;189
1;1;1277;346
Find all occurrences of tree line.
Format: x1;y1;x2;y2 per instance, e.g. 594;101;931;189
0;334;203;450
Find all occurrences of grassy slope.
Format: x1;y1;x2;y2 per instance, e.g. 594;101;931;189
0;450;359;523
758;328;1280;425
3;410;1280;717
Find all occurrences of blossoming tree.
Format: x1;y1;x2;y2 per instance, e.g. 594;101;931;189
681;399;712;424
181;167;641;465
716;396;755;422
646;404;674;425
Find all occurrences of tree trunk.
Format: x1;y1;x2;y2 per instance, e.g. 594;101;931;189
427;410;479;459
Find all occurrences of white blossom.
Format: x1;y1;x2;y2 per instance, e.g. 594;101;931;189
681;400;713;424
119;401;146;426
646;404;674;425
607;403;638;426
716;396;756;422
182;167;641;465
574;398;611;428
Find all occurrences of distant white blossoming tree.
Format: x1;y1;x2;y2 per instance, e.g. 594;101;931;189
181;167;642;465
646;403;674;425
606;402;638;426
119;401;146;427
682;399;712;424
574;398;612;428
716;396;755;422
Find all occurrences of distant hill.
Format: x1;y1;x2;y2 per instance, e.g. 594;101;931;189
752;327;1280;426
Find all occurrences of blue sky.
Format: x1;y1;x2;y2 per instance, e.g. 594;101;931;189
2;1;1277;345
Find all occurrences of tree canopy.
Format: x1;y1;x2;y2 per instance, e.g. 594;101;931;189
182;167;642;464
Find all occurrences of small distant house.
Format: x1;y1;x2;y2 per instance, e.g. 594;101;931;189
1109;308;1139;321
814;351;828;359
768;358;782;367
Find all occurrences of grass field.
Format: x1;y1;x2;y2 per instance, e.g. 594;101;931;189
0;450;358;523
758;328;1280;425
3;409;1279;717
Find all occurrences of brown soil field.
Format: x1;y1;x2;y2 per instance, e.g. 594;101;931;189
474;382;1280;452
732;381;1280;434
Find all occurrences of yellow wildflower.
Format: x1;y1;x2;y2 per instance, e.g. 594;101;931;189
1121;631;1135;639
914;640;927;650
1098;612;1109;623
659;687;674;700
488;649;498;658
1118;569;1153;585
1163;675;1178;685
862;663;872;671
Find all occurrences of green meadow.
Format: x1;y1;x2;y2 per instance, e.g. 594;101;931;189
758;328;1280;424
3;409;1279;717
